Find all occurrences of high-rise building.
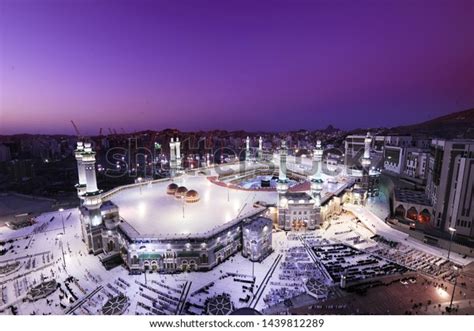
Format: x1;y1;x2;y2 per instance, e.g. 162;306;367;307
7;159;35;182
0;144;11;162
383;145;405;174
425;139;474;238
403;148;429;183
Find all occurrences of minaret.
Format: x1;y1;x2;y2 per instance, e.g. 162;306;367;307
258;136;263;161
169;138;176;177
245;136;251;162
309;140;324;230
175;137;182;172
277;140;290;230
74;142;87;199
278;140;288;182
344;139;349;176
78;142;103;254
362;132;371;165
310;140;324;207
360;132;372;193
82;142;99;194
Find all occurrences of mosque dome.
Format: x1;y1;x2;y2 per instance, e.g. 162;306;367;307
167;183;178;195
185;190;200;203
175;186;188;198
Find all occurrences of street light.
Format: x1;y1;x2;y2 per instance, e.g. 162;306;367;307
447;227;456;261
449;266;459;313
182;197;185;219
137;177;143;195
227;183;230;202
58;208;65;234
57;234;66;269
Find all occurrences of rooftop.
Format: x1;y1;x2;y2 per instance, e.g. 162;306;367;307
394;189;431;206
109;173;275;238
107;161;352;239
243;216;272;232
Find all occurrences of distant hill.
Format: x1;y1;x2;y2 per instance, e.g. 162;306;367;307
390;108;474;139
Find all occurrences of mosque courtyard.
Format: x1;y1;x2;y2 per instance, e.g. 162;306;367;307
1;196;472;315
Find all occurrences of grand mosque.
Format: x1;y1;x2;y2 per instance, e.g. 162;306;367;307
75;135;377;273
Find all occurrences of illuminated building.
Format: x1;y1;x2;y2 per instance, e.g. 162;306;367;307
242;217;273;262
76;138;358;272
426;139;474;238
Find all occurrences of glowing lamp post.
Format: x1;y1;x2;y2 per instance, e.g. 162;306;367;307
447;227;456;261
449;266;459;313
59;208;65;234
57;234;66;269
180;194;185;219
137;177;143;195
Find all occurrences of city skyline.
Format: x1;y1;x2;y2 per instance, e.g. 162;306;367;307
1;0;474;135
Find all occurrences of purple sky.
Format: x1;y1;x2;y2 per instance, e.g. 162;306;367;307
1;0;474;135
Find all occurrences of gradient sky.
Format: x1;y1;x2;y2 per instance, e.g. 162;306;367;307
1;0;474;135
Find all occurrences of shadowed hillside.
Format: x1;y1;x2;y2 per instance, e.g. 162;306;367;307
392;108;474;139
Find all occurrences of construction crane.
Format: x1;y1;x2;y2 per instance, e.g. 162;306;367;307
70;120;83;140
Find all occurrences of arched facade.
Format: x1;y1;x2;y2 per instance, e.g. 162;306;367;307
394;204;406;218
406;207;418;221
392;199;432;224
418;209;431;223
